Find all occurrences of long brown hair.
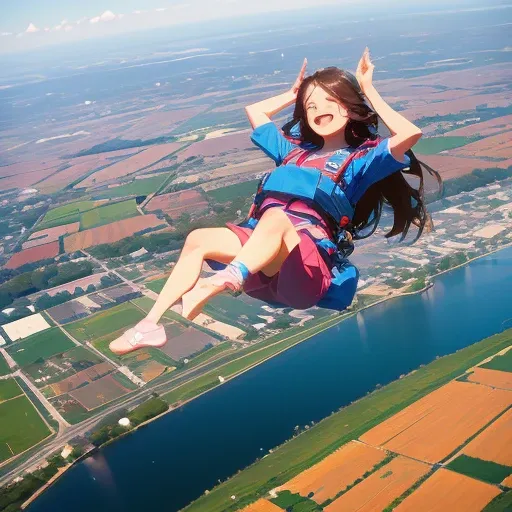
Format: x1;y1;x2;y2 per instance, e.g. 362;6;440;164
282;67;442;242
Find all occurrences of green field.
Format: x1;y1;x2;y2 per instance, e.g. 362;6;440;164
80;199;140;230
483;491;512;511
6;328;75;367
204;294;267;327
0;395;51;462
0;352;10;376
206;179;260;203
0;378;22;401
38;200;97;229
65;302;146;342
183;329;512;512
145;277;167;294
446;455;512;485
93;175;168;200
480;349;512;373
413;136;474;155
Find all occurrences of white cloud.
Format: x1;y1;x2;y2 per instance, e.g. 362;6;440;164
90;10;117;24
1;32;13;36
54;24;62;31
64;25;73;32
133;9;148;14
156;7;168;11
25;23;39;33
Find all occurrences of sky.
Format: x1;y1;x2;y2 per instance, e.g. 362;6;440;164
0;0;348;53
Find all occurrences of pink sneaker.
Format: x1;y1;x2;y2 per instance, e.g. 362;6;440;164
109;319;167;355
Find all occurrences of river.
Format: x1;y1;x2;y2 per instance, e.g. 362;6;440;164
29;247;512;512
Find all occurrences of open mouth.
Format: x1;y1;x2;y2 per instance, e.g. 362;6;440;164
314;114;333;127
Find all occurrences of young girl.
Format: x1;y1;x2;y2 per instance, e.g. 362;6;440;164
110;48;439;355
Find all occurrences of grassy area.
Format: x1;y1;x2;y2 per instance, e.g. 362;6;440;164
446;455;512;485
6;328;75;367
0;395;51;463
145;277;167;294
0;353;10;376
271;491;321;511
80;199;140;230
480;349;512;373
414;136;475;155
65;302;146;342
206;179;260;203
183;329;512;511
0;378;22;401
483;491;512;511
38;200;97;229
204;294;266;327
92;175;168;200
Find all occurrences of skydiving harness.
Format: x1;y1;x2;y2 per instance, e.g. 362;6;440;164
242;138;382;311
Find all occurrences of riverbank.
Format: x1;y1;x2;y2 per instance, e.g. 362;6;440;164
184;327;512;512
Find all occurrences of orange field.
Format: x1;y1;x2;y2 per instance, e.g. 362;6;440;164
145;189;209;218
451;131;512;159
23;222;80;249
63;215;165;252
443;114;512;137
140;360;167;382
360;381;512;463
240;499;282;512
467;367;512;390
279;441;387;504
394;469;500;512
5;242;60;269
502;474;512;487
50;362;114;395
325;456;430;512
78;142;183;187
461;409;512;466
177;132;252;162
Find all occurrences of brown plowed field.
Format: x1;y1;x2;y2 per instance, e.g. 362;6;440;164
451;131;512;159
23;222;80;249
467;367;512;390
0;164;61;191
443;115;512;137
461;408;512;466
78;142;183;188
416;154;511;180
5;242;60;269
325;456;430;512
177;131;252;162
394;469;500;512
279;441;387;504
63;215;165;252
140;360;167;382
360;381;512;464
50;362;114;395
240;499;282;512
145;189;209;219
69;374;131;410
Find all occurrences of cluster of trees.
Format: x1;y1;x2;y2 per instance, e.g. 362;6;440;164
442;167;512;198
72;135;177;158
90;396;168;447
0;261;95;309
437;252;468;272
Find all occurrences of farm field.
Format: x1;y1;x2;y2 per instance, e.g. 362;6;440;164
40;272;108;297
38;200;98;230
78;142;183;187
79;199;140;229
241;500;282;512
145;277;167;293
0;381;52;463
359;380;512;463
0;378;23;401
2;313;51;341
451;131;512;159
279;441;387;504
467;367;512;390
446;455;511;485
394;469;500;512
64;302;146;342
0;353;10;376
22;222;80;249
177;131;252;162
47;359;113;395
63;214;165;252
461;408;512;466
324;456;430;512
5;241;60;270
145;189;209;219
92;174;168;200
159;326;217;361
413;136;474;155
205;179;260;203
6;327;76;367
442;114;512;137
481;349;512;373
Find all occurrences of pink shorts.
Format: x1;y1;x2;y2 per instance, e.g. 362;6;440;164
226;200;333;309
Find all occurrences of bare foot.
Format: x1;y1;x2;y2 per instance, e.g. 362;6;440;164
181;278;226;320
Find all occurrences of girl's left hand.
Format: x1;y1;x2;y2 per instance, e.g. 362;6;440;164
356;47;374;94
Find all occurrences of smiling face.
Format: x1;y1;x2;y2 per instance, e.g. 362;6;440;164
303;82;350;139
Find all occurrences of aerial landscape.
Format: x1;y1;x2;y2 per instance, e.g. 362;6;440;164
0;0;511;510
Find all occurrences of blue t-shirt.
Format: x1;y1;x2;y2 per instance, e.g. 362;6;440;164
251;122;411;204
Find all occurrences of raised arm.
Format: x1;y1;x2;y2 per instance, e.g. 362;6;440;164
356;48;422;162
245;59;307;129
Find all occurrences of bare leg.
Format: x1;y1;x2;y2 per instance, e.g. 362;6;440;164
181;208;299;319
145;227;242;323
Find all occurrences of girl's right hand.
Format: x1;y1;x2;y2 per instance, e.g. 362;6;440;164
290;58;307;98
